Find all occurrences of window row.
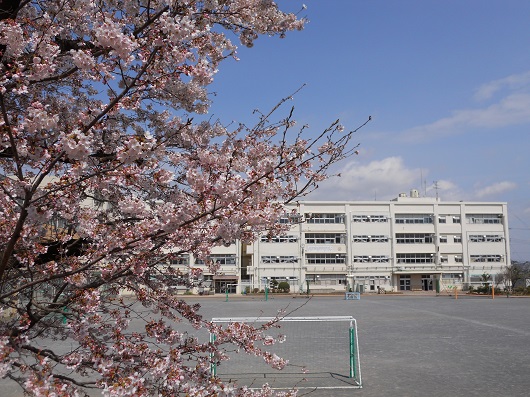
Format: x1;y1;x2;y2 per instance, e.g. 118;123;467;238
279;213;303;224
261;233;507;245
306;213;346;224
442;273;464;279
396;253;435;264
470;255;503;262
307;274;348;286
396;234;467;244
305;233;346;244
261;256;299;263
195;255;237;265
395;214;433;224
466;214;502;224
396;214;465;224
352;215;388;223
469;234;503;242
306;254;346;264
260;235;299;243
353;255;390;263
278;213;502;225
352;235;389;243
170;255;190;265
396;233;433;244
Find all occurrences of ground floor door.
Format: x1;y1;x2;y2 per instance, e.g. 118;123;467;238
214;280;237;294
422;275;433;291
399;275;411;291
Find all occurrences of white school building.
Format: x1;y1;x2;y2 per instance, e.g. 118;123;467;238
175;191;510;295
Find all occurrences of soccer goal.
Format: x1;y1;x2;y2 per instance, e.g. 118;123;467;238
210;316;362;390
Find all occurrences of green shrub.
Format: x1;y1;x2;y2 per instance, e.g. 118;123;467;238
277;281;290;293
475;286;489;294
253;288;260;294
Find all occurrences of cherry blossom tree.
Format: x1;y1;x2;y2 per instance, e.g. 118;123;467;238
0;1;366;396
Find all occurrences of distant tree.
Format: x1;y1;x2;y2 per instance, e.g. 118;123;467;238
501;261;530;291
480;273;492;285
0;1;367;396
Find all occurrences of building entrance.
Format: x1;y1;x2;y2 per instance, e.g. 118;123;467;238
215;281;237;294
399;275;411;291
213;275;238;294
421;275;433;291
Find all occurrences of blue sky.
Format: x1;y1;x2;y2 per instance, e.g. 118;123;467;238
204;1;530;261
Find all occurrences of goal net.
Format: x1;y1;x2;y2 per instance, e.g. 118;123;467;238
210;316;362;390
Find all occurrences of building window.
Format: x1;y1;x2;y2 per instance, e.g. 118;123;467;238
466;214;502;224
170;255;190;266
353;255;370;263
396;233;434;244
439;235;448;243
455;255;463;263
469;234;503;243
353;255;390;263
397;253;435;264
395;214;434;224
438;216;447;223
306;254;346;264
260;235;298;243
353;255;389;263
442;273;463;279
261;256;299;263
452;216;461;224
352;235;389;243
470;255;502;263
352;215;388;223
454;235;462;243
305;233;346;244
306;213;345;224
279;213;303;224
440;256;448;263
196;255;237;266
313;274;346;286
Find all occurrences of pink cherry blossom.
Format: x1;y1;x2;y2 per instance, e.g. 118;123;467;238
0;1;365;396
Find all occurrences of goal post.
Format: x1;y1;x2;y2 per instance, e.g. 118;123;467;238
210;316;362;390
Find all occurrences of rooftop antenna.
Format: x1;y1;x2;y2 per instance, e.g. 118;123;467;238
421;169;427;197
433;181;440;200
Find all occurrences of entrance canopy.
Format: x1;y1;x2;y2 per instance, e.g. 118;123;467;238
213;275;238;281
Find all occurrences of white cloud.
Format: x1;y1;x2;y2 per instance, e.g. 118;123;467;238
400;71;530;142
402;93;530;141
309;156;424;201
474;70;530;101
475;181;517;198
